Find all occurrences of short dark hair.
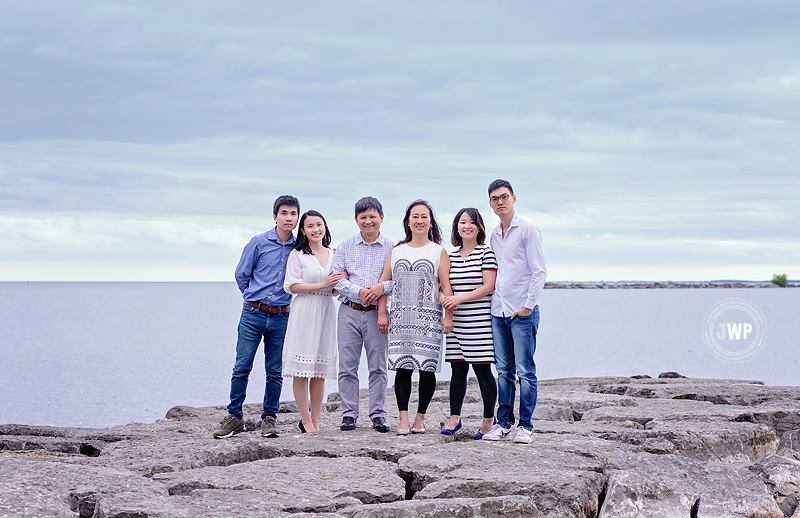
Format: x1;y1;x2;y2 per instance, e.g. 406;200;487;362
294;210;332;254
487;179;513;196
398;200;443;246
450;208;487;247
354;196;383;217
273;195;300;216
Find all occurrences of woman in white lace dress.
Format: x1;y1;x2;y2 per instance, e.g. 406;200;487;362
283;210;346;432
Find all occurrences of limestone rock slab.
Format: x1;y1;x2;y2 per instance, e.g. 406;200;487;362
97;435;265;476
399;441;605;518
0;456;166;518
748;453;800;517
190;488;361;514
600;470;698;518
589;378;800;407
538;390;638;418
4;376;800;518
600;452;782;518
90;491;290;518
153;456;406;504
339;495;541;518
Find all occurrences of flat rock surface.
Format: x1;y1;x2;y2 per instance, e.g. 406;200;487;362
602;451;783;518
400;442;605;517
2;376;800;517
153;456;406;504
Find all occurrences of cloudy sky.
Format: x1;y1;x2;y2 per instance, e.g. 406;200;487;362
1;1;798;282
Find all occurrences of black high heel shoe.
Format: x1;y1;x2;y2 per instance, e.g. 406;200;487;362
299;421;307;433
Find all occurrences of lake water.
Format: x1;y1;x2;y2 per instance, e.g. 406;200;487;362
0;282;797;428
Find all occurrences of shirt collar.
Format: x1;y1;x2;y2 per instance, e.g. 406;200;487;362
493;212;520;236
357;232;388;246
267;226;296;246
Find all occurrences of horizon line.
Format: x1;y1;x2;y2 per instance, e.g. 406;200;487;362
0;279;795;284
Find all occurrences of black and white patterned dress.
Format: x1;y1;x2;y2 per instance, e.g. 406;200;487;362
445;245;498;363
387;242;444;372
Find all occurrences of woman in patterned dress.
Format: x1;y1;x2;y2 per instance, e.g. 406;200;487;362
441;208;498;439
377;200;454;435
283;210;346;432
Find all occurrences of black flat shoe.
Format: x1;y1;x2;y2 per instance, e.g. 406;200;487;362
340;416;356;431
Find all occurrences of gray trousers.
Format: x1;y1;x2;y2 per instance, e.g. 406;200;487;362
337;304;388;420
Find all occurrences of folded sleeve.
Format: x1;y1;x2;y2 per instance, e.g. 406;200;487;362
481;247;498;270
331;243;363;299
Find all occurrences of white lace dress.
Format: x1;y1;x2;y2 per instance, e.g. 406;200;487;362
282;248;338;379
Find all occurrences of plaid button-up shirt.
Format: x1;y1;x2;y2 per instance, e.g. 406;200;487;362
331;233;394;304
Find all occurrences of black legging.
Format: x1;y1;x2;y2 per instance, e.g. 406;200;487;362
449;362;497;418
394;369;437;414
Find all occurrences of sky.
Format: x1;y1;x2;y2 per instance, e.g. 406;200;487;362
1;1;798;282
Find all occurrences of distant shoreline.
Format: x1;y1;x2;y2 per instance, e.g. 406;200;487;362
0;280;796;287
545;281;798;289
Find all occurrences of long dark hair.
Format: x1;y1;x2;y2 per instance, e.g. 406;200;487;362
451;207;487;247
397;200;442;246
294;210;331;255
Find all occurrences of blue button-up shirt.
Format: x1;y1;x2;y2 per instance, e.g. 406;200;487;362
235;227;296;306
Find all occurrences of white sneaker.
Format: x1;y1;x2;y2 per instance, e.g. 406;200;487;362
513;427;533;444
481;424;512;441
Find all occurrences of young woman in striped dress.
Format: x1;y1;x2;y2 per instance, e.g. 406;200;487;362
441;208;498;439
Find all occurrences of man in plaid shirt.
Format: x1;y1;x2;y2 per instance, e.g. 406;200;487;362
330;197;394;433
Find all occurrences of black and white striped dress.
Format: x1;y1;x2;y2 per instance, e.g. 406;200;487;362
445;245;497;363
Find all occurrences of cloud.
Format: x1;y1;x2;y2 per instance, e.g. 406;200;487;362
1;2;799;280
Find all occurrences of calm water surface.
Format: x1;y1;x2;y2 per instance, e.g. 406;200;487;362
0;283;797;428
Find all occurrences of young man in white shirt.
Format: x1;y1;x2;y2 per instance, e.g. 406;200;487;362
482;179;547;444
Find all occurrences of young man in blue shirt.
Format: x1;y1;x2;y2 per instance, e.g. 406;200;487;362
213;195;299;439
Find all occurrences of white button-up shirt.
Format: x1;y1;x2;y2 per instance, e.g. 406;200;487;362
490;213;547;317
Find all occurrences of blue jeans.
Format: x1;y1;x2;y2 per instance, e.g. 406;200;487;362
227;303;288;419
492;306;539;431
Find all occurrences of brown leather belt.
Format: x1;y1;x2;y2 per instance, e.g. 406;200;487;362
245;301;291;314
344;300;377;312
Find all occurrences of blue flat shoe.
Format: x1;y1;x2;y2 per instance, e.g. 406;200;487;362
440;420;462;435
474;417;496;440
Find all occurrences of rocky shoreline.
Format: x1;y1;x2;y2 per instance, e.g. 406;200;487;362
544;282;796;289
2;374;800;517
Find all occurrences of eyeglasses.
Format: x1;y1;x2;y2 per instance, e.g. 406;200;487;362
489;193;511;204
